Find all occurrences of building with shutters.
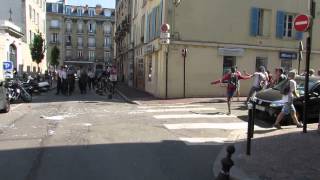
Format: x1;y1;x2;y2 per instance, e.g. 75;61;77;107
46;1;115;71
127;0;320;98
0;0;47;75
115;0;134;86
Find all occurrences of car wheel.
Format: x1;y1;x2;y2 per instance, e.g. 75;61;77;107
0;100;10;113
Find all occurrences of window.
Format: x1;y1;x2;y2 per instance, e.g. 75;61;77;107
77;37;83;47
104;37;111;47
104;52;111;61
104;9;111;17
276;11;303;40
66;35;71;44
50;20;60;28
29;5;32;19
104;24;111;34
89;8;95;16
88;37;95;47
250;8;271;36
89;51;95;61
78;50;83;58
256;57;268;71
33;9;36;22
66;22;72;32
283;14;294;38
66;50;71;58
223;56;236;76
52;3;58;13
77;7;82;16
77;21;83;33
51;33;58;43
281;60;293;73
36;13;39;25
148;57;152;81
66;6;71;15
88;22;95;33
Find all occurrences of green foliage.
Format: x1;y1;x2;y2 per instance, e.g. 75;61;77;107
50;46;60;67
30;32;45;65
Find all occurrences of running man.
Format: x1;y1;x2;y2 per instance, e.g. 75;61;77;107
211;67;251;115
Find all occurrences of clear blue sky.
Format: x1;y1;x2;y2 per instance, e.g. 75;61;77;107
66;0;115;8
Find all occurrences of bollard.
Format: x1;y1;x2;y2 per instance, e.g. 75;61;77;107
215;145;235;180
247;101;253;155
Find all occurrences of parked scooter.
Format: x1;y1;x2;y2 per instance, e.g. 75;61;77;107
7;79;32;103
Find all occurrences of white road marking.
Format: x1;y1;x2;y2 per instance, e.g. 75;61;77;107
130;107;216;114
137;104;203;109
154;113;235;119
164;122;266;130
179;137;227;144
11;104;23;110
295;21;308;25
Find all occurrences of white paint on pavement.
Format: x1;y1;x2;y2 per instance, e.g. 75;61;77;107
137;104;203;109
154;113;235;119
179;137;228;144
130;107;216;114
164;122;266;130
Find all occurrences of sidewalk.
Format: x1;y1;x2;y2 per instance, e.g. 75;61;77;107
213;123;320;180
115;82;248;105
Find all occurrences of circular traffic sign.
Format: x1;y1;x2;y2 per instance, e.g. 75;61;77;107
161;24;170;33
294;14;312;32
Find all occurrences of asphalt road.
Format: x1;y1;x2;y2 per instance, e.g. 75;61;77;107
0;89;270;180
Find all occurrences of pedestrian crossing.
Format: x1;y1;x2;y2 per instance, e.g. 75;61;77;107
134;103;268;145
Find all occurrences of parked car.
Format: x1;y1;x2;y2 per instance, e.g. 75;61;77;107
0;81;10;113
253;76;320;122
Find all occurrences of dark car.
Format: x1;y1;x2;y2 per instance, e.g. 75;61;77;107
0;81;10;113
253;76;320;122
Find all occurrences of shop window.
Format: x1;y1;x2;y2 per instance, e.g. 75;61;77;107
281;60;292;73
223;56;236;76
256;57;268;71
148;57;152;81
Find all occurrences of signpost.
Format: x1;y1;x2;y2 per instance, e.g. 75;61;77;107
293;0;315;133
3;61;13;79
160;24;170;99
182;48;188;98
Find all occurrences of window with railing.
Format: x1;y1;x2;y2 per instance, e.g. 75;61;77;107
66;35;72;46
89;51;95;61
50;20;60;28
77;37;83;47
88;37;95;47
77;22;83;33
88;22;96;33
89;8;95;16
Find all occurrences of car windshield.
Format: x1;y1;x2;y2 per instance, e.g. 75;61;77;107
273;78;317;96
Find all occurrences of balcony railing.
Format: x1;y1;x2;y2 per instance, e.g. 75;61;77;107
49;40;60;44
65;42;72;46
49;25;60;29
88;29;96;34
88;43;96;48
65;28;72;33
77;29;84;34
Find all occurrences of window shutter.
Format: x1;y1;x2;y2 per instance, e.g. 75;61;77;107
146;13;149;42
59;4;63;13
151;9;155;40
47;3;52;12
295;32;303;40
250;7;259;36
276;11;285;39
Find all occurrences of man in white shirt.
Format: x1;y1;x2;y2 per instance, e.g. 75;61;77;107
274;70;302;129
245;66;267;103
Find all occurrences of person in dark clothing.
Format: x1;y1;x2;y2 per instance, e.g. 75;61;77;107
56;66;63;95
79;70;88;94
275;67;287;85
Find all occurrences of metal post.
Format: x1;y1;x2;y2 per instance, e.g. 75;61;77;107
165;46;169;99
251;102;256;138
303;0;315;133
183;56;186;98
246;102;253;155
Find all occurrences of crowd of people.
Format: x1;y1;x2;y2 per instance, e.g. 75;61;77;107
55;65;118;96
211;66;319;129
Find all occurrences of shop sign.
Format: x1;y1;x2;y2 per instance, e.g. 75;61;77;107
279;51;298;60
218;48;244;56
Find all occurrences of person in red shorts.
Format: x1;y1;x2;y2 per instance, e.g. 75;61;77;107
211;67;251;115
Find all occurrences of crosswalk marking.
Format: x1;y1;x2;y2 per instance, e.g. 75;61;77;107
164;122;266;130
137;104;203;109
130;107;217;113
154;113;235;119
179;137;227;144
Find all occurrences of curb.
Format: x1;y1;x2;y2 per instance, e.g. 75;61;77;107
115;88;139;105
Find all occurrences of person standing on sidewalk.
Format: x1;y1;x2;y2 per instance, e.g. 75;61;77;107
273;71;302;129
109;66;118;94
56;66;63;95
211;67;251;115
88;69;95;91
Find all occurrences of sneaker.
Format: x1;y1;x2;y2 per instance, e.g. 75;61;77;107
296;123;303;128
273;124;281;129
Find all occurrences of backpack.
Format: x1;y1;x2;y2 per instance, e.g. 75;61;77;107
280;80;290;95
228;73;238;90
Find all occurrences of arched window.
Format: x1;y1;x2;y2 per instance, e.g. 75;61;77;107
9;44;17;68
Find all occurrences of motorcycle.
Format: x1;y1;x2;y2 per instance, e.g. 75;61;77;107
7;80;32;103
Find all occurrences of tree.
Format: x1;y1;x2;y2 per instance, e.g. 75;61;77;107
30;32;45;71
50;45;60;67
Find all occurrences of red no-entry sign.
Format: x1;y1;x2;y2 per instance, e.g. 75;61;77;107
294;14;312;32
